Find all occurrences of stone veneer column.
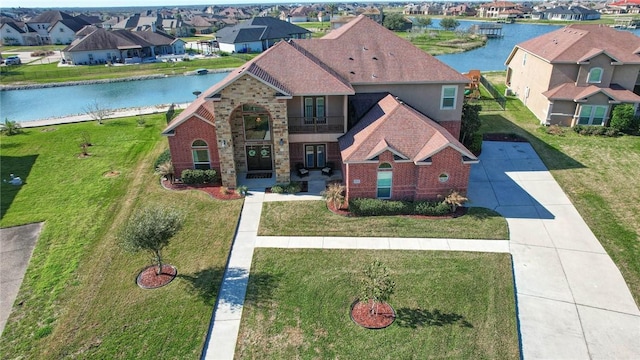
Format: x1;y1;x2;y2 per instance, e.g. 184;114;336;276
213;74;291;187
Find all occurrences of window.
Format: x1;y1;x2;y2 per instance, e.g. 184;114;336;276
522;53;527;66
88;54;94;62
242;104;270;141
192;140;211;169
60;27;64;32
438;173;449;183
441;86;457;110
578;105;607;126
377;163;392;199
587;67;603;84
304;97;326;124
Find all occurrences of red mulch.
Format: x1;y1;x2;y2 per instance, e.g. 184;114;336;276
327;203;467;219
350;300;395;329
161;179;243;200
136;264;177;289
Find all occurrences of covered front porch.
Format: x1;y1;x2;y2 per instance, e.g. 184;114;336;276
237;168;343;195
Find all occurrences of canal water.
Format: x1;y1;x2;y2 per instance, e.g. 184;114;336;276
2;21;639;123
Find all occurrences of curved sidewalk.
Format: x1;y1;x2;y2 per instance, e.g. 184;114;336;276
468;141;639;359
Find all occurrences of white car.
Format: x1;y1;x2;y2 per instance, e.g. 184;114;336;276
4;56;21;65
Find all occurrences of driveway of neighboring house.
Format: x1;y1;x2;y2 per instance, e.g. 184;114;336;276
467;141;640;359
0;222;43;336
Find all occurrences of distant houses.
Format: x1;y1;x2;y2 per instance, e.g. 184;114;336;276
215;17;310;53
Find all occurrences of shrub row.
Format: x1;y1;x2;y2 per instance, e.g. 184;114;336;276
154;149;171;169
573;125;619;137
270;182;301;194
349;198;451;217
181;169;218;184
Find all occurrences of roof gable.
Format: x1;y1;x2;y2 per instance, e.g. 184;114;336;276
512;24;640;64
339;95;476;163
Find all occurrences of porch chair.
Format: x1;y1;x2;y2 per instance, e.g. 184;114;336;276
296;163;309;178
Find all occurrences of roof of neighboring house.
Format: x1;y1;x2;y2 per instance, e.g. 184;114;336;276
542;83;640;103
1;21;25;33
339;94;476;163
215;17;310;44
507;24;640;65
610;0;640;6
479;1;517;8
163;15;467;134
28;10;73;24
543;6;599;15
63;27;163;52
74;14;102;25
113;14;161;30
132;29;182;45
187;15;214;27
52;18;90;33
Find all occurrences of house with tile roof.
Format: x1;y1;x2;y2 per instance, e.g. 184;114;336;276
162;15;476;201
215;17;310;54
477;1;520;18
505;24;640;126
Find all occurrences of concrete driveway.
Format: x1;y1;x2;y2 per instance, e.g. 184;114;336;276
467;141;640;359
0;222;43;336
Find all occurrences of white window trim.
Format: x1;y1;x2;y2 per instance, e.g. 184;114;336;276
376;163;393;199
192;140;211;169
577;105;608;126
440;85;457;110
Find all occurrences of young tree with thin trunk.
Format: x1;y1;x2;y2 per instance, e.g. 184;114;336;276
84;99;112;125
119;207;184;275
360;259;395;315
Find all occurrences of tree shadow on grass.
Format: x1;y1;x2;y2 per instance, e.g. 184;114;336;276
395;307;474;328
0;154;38;220
244;271;281;309
178;267;225;305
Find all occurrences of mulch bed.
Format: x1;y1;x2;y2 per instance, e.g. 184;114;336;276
327;203;468;219
136;264;177;289
483;133;529;142
350;299;396;329
265;181;308;193
161;178;243;200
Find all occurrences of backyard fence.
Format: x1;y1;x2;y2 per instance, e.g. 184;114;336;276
479;75;506;110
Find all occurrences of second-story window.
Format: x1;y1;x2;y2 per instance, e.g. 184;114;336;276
441;86;457;110
304;97;326;124
587;67;603;84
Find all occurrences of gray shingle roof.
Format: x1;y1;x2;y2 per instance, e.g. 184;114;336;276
215;16;310;44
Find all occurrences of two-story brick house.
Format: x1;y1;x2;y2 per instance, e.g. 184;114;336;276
505;24;640;126
162;15;477;201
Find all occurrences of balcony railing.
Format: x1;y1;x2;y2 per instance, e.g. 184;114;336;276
288;116;345;134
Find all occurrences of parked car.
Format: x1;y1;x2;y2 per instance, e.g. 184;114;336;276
4;56;21;65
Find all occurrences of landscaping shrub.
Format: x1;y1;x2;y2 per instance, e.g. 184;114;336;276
414;201;451;216
270;185;284;194
609;104;638;134
154;149;171;169
573;125;618;137
544;124;565;136
180;169;217;184
349;198;413;216
468;133;483;155
284;182;301;194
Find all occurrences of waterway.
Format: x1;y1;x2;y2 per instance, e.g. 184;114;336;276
2;21;639;123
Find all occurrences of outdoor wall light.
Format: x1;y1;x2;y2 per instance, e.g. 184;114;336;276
220;140;227;147
279;138;284;146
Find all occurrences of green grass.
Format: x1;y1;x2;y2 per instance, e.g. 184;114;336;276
0;56;246;84
237;249;519;359
480;72;640;304
0;117;243;358
398;30;487;55
259;201;508;239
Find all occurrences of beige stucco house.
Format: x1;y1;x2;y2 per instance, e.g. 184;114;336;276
505;24;640;126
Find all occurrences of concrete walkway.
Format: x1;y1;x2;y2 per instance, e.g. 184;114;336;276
202;141;639;359
468;141;639;359
0;222;43;336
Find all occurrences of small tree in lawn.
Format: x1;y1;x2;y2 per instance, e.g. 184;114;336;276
119;206;184;275
1;119;23;136
84;99;112;125
440;17;460;31
360;259;395;316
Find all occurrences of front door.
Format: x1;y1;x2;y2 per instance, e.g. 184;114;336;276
305;144;326;169
246;145;273;172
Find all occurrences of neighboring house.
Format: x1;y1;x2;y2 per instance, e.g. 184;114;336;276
186;15;215;34
477;1;519;18
27;10;75;44
62;27;185;65
283;6;314;23
49;18;90;45
0;21;28;45
538;6;601;21
215;17;311;53
608;0;640;14
112;13;163;31
357;6;384;23
162;15;477;202
505;24;640;126
444;4;477;17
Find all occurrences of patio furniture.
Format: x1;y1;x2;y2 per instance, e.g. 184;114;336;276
296;163;309;178
322;162;334;176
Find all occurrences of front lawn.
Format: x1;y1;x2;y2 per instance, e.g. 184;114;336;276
481;72;640;304
259;201;508;239
236;249;520;359
0;117;242;358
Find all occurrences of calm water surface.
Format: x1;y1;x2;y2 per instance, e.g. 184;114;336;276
2;22;638;122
